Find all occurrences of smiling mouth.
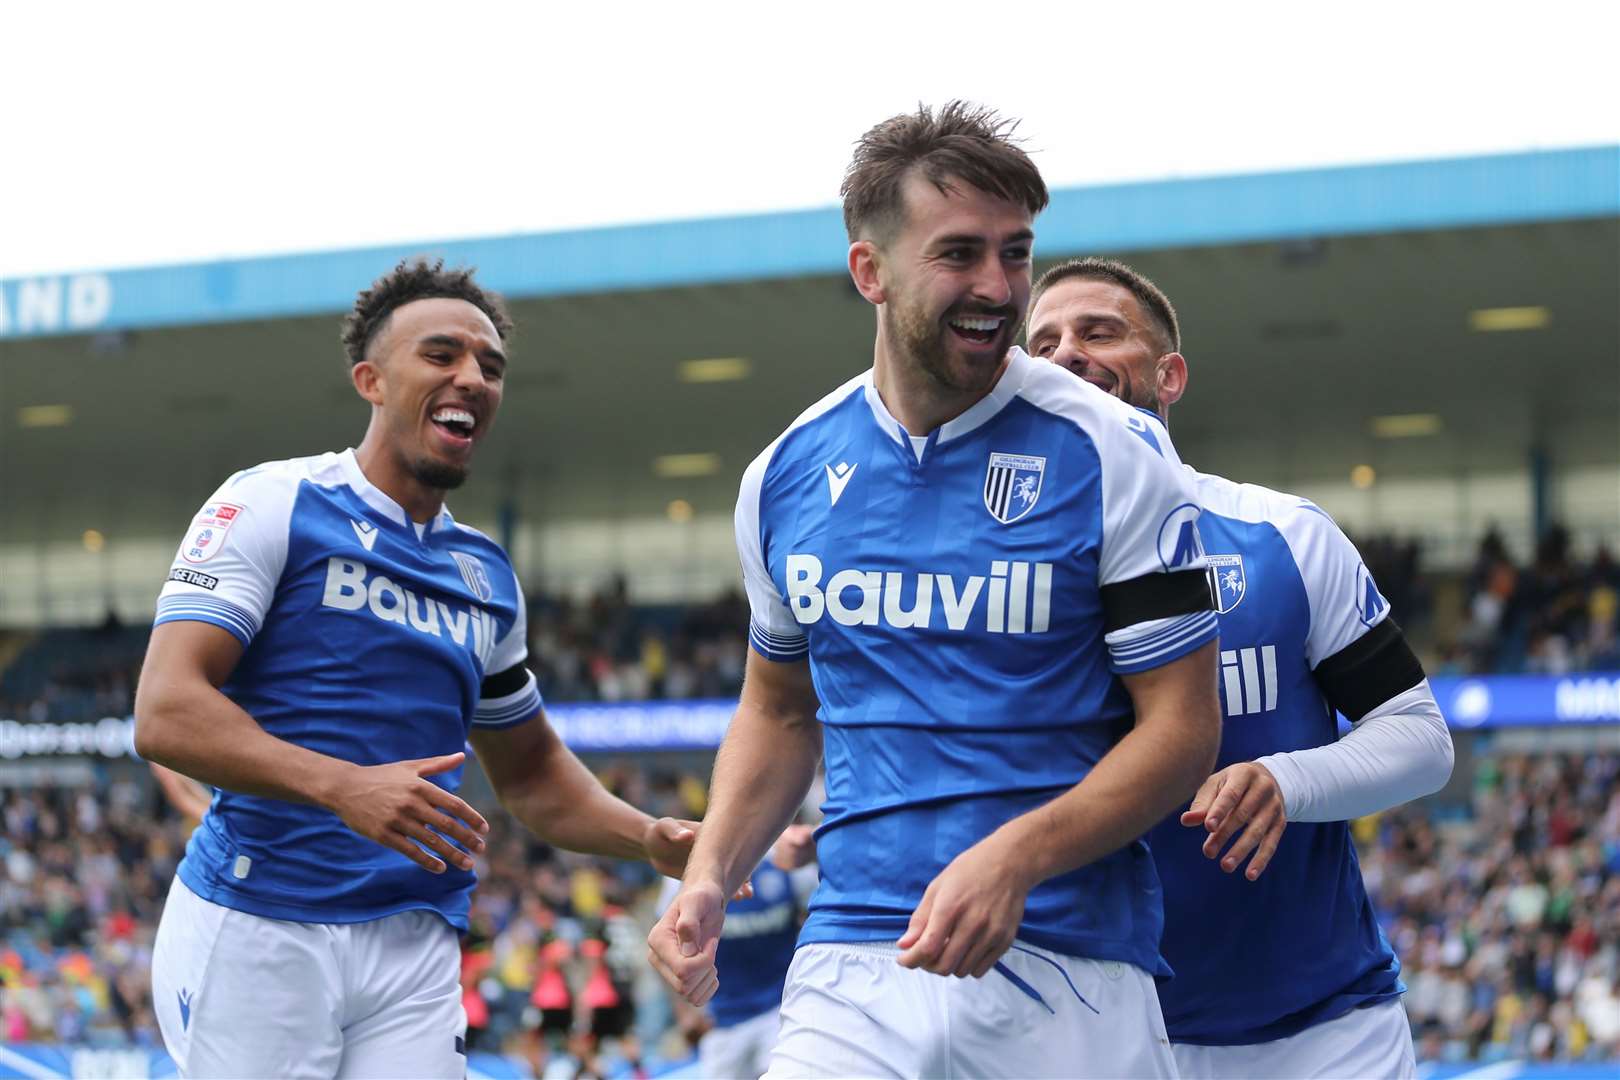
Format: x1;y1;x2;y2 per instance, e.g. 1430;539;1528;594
430;406;477;444
946;313;1006;347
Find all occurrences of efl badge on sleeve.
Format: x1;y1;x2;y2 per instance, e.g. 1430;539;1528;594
181;502;243;564
450;551;494;603
1206;553;1246;613
984;452;1046;524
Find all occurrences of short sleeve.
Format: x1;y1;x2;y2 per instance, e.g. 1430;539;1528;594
736;447;808;662
474;566;543;730
1093;407;1219;674
154;468;295;647
1280;502;1394;668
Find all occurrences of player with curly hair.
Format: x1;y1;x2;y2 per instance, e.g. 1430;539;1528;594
138;259;703;1078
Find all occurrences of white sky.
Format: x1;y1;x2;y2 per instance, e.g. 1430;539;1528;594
4;0;1617;280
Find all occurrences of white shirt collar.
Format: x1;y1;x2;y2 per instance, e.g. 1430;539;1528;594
337;448;455;532
860;346;1035;449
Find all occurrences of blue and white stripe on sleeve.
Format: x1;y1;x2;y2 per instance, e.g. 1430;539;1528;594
1105;609;1220;675
472;670;544;729
750;620;810;662
154;594;263;647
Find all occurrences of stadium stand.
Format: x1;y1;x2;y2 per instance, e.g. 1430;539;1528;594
0;144;1614;1077
6;740;1620;1071
2;522;1615;728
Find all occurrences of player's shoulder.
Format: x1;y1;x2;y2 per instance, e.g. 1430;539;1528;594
210;451;348;502
743;369;870;484
1012;351;1175;458
1193;470;1355;562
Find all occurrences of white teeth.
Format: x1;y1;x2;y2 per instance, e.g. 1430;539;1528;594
950;316;1003;332
432;408;474;426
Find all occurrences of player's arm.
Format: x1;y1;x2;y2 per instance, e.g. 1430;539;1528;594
647;649;821;1007
897;639;1220;978
1186;511;1454;878
467;713;697;875
149;761;212;822
1261;639;1452;822
899;396;1222;978
135;621;488;873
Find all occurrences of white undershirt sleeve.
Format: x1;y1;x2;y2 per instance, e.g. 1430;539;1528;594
1256;680;1454;822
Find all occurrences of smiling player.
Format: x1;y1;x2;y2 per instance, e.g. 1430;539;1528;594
1028;257;1454;1079
137;259;702;1079
649;105;1222;1079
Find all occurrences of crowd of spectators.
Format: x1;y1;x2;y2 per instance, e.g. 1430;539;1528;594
1360;751;1620;1063
520;579;749;705
0;763;710;1075
7;743;1620;1067
1446;525;1620;676
4;523;1618;725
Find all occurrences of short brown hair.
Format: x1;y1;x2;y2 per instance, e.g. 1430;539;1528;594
1032;258;1181;353
841;101;1048;245
340;258;513;367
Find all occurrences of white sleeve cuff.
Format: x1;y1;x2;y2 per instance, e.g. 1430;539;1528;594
1257;680;1454;822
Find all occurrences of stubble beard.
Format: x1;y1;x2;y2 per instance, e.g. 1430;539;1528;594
409;456;469;491
885;294;1003;398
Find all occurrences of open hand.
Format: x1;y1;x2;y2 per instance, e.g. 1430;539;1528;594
1180;761;1287;880
328;752;488;874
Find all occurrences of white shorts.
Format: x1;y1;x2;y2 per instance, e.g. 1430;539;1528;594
764;940;1176;1079
1171;997;1415;1079
152;876;466;1079
701;1006;780;1079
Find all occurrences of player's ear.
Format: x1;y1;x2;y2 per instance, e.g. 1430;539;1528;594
848;240;885;306
1157;352;1188;408
351;358;386;407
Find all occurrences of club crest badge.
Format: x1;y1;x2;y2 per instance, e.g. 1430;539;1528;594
984;452;1045;524
1206;553;1246;613
450;551;494;603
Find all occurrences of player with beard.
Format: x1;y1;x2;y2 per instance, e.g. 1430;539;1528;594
649;103;1222;1078
137;260;703;1079
1027;258;1453;1078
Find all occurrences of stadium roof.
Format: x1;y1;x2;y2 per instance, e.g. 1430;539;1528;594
2;146;1616;545
0;146;1614;339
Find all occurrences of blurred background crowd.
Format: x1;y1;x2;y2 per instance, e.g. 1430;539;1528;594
4;522;1619;728
7;745;1620;1068
3;521;1620;1072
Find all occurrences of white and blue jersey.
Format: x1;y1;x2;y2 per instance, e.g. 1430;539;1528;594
1149;471;1419;1045
153;449;542;930
736;347;1217;975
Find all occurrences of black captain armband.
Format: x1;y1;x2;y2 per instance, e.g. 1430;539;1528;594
1099;569;1214;633
480;663;532;699
1312;619;1426;722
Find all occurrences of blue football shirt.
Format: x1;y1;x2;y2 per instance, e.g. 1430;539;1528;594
736;348;1218;974
709;862;807;1028
153;449;543;929
1148;471;1405;1045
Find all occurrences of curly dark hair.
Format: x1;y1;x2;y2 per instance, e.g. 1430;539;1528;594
340;258;513;367
841;101;1048;245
